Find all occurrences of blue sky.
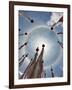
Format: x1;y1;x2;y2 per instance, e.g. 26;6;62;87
19;10;63;78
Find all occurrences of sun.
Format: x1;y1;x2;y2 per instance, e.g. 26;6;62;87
34;37;51;57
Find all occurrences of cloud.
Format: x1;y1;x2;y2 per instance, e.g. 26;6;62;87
47;12;63;28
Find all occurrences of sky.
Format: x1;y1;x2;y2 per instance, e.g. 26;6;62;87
18;10;63;78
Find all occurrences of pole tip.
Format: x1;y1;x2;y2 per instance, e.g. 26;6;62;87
36;47;39;52
25;32;27;35
42;44;45;47
26;54;28;57
51;27;53;30
24;42;27;45
19;28;21;31
31;19;34;23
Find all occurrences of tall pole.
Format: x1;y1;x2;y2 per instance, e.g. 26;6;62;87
19;12;34;23
19;55;24;61
57;41;63;48
57;32;63;35
20;47;39;79
19;42;28;50
51;16;63;30
31;44;45;78
51;66;54;77
19;54;29;67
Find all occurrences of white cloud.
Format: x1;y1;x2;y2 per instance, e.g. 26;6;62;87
47;12;63;28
